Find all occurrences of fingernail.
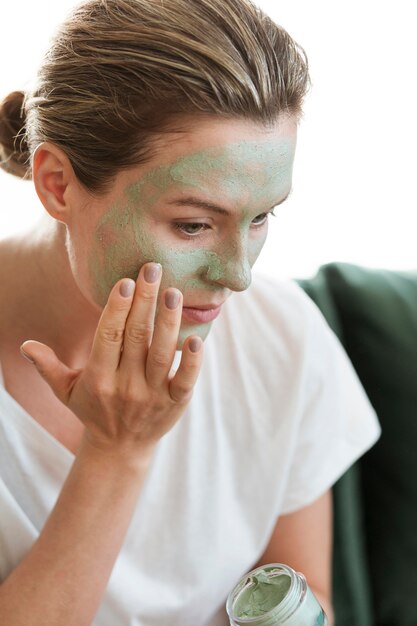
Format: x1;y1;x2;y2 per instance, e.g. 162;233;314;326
189;338;202;353
120;279;135;298
144;263;161;284
20;348;35;364
165;290;180;309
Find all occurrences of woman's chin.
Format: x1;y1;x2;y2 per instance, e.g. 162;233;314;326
177;323;211;351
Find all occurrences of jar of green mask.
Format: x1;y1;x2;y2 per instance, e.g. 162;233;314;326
226;563;328;626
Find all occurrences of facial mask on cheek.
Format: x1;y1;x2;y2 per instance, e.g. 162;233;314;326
88;134;295;308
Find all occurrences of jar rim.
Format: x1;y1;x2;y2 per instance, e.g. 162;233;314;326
226;563;305;625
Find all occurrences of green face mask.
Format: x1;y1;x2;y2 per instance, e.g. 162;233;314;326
88;134;296;348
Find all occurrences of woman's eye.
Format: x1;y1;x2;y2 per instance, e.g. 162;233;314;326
173;222;210;238
172;210;276;240
252;213;268;226
252;209;276;226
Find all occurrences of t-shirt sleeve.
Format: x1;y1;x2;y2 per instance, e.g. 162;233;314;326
279;286;381;515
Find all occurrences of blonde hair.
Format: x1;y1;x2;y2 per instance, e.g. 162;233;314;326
0;0;310;194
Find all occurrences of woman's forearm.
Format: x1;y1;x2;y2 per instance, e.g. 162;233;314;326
0;436;153;626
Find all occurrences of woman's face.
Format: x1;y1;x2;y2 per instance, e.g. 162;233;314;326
67;116;297;349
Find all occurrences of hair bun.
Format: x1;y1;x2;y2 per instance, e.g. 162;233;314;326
0;90;31;179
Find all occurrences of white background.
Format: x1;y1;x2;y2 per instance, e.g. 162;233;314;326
0;1;415;280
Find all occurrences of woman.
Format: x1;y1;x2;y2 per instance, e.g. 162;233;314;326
0;0;380;624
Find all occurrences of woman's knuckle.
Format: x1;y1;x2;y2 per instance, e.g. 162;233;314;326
140;288;155;302
126;322;152;343
163;315;179;329
150;348;170;368
120;389;138;405
89;380;113;400
172;391;192;405
100;326;124;344
171;382;193;402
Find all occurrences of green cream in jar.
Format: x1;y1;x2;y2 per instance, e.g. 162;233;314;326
226;564;327;626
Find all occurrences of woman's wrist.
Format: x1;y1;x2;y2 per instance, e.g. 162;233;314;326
77;430;156;476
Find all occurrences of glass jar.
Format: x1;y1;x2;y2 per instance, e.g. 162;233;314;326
226;563;328;626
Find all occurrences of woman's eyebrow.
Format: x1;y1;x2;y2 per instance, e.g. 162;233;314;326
167;189;292;215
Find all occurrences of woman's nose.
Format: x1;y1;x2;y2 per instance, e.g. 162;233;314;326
205;249;252;292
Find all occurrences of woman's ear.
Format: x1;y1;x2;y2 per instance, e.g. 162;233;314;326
32;142;76;223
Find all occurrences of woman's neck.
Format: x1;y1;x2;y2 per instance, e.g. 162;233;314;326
1;214;101;368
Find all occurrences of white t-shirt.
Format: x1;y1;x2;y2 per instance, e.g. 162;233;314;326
0;273;380;625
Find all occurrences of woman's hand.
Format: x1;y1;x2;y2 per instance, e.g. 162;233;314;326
20;262;203;456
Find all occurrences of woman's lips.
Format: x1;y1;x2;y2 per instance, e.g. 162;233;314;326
182;304;222;323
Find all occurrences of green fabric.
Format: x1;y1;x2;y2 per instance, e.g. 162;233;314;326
319;262;417;626
331;466;374;626
298;262;417;625
296;272;373;626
